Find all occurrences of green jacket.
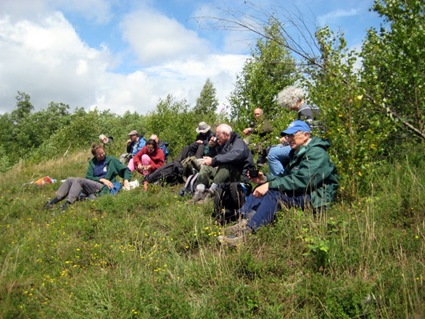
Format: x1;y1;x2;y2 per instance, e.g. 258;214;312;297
86;155;132;195
267;137;338;208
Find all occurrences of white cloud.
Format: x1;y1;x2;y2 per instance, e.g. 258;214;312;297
120;8;211;66
317;8;358;26
0;6;247;115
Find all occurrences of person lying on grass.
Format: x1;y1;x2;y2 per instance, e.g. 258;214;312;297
43;143;131;211
218;120;339;247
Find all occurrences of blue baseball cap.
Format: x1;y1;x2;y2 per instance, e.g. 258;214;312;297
281;120;311;136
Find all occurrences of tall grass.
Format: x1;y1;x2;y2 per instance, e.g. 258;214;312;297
0;150;423;318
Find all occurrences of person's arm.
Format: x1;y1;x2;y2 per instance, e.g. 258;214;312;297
133;147;146;166
149;150;165;171
211;138;249;166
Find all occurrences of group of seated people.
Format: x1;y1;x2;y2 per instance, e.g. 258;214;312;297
43;85;339;247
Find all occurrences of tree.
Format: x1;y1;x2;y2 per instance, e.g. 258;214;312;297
193;78;219;116
361;0;425;146
227;18;297;131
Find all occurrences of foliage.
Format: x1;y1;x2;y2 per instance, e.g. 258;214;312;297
143;95;203;159
193;78;219;116
304;27;393;198
0;147;423;318
361;0;425;145
227;18;297;132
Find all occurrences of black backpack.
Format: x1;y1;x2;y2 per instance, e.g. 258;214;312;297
212;182;252;225
144;160;184;185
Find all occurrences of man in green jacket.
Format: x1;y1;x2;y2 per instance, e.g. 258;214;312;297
218;120;338;247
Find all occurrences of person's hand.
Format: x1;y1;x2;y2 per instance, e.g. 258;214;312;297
126;139;132;144
123;180;130;191
253;182;269;198
100;178;113;189
248;171;267;184
243;128;252;135
196;140;203;144
280;136;288;144
203;156;212;166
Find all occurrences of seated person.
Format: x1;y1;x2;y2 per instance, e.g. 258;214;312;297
190;123;254;203
43;144;131;211
242;108;273;166
176;121;214;162
133;139;165;176
268;85;320;176
218;120;339;247
149;134;170;162
120;130;146;170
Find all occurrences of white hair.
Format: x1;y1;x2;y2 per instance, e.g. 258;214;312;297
216;124;232;135
276;86;305;109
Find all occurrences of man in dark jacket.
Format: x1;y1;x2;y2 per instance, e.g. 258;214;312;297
190;123;254;203
218;120;338;246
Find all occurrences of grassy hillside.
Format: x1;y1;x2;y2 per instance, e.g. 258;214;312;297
0;149;423;318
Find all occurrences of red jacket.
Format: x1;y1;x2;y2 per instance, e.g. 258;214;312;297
133;146;165;171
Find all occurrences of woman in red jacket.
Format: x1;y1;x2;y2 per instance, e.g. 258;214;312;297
133;139;165;176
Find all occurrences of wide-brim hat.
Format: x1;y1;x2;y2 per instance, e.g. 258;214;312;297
280;120;311;136
196;122;211;134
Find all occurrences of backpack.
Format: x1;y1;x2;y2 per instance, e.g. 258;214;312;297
144;160;184;185
178;172;199;196
212;182;252;225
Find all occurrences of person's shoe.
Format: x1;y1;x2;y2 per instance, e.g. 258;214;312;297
188;190;207;203
196;189;216;204
217;234;245;247
218;226;252;247
223;219;248;236
58;202;70;212
42;201;55;211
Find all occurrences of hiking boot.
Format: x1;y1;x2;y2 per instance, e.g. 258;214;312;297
223;219;248;236
42;201;55;211
218;226;252;247
196;189;216;204
58;202;70;212
188;190;207;203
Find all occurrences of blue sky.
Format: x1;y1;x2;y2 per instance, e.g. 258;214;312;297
0;0;382;115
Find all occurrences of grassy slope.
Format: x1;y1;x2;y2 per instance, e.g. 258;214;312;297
0;150;424;319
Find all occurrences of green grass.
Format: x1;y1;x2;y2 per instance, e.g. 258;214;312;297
0;151;424;318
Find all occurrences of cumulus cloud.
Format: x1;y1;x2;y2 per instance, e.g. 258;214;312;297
0;12;112;111
0;2;247;115
120;8;211;66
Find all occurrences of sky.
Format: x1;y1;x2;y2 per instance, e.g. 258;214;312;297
0;0;382;115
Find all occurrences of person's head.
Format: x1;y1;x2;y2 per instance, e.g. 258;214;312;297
128;130;139;142
276;86;305;110
215;124;232;145
91;143;106;161
253;108;263;119
145;139;157;153
196;121;211;134
99;134;109;144
280;120;311;150
149;134;159;143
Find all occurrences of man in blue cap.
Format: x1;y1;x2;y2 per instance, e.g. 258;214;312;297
218;120;339;247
